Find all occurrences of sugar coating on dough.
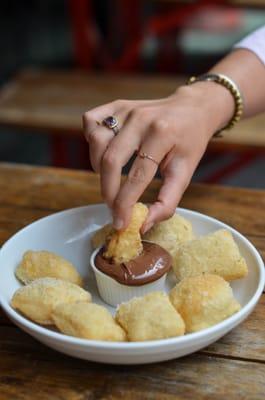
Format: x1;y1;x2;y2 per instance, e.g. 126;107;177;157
143;214;194;256
11;277;91;325
104;202;148;264
169;274;241;333
52;302;126;341
116;291;185;341
173;229;248;281
15;250;83;286
91;224;113;250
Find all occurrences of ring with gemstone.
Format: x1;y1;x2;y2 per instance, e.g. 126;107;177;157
102;116;119;135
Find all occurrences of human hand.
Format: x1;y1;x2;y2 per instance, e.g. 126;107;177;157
83;83;232;232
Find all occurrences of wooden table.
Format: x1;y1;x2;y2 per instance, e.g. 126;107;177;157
0;69;264;150
0;162;264;399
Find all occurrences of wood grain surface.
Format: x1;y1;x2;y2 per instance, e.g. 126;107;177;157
0;69;264;149
0;162;264;400
0;69;180;134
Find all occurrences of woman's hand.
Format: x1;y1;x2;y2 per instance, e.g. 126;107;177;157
83;82;233;232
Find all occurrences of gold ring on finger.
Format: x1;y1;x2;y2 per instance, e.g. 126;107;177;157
138;151;159;166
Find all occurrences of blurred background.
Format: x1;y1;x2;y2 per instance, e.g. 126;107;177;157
0;0;264;187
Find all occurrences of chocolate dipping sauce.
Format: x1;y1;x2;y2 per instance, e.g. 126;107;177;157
95;242;172;286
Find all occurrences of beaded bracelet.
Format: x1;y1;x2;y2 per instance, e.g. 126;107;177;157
187;73;244;138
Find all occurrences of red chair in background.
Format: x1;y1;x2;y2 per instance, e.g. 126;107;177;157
69;0;227;73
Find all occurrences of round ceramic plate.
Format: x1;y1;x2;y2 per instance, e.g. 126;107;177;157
0;205;264;364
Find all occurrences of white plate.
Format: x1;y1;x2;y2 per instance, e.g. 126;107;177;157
0;205;264;365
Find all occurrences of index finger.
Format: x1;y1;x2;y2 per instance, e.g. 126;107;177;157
112;135;171;229
83;100;125;138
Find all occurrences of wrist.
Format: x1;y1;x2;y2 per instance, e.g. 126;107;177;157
176;81;235;140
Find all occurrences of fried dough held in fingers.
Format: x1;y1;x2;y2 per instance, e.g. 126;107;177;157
104;202;148;264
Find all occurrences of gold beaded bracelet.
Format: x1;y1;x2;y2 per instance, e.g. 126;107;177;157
187;73;244;138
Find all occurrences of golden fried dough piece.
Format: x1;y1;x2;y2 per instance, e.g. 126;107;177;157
173;229;248;281
91;224;113;249
116;292;185;341
170;274;241;333
143;214;194;256
15;250;83;286
52;302;126;341
104;202;148;264
11;278;91;325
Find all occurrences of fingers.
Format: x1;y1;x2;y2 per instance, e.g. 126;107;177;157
111;133;171;229
83;101;126;172
142;158;191;233
100;119;143;211
85;125;114;172
83;104;114;141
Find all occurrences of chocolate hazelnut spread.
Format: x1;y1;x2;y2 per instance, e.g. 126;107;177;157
95;242;172;286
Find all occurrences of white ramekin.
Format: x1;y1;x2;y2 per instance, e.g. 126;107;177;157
90;247;168;307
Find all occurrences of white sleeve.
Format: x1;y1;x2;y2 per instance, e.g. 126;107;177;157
234;25;265;65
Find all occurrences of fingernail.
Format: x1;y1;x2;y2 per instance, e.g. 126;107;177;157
142;221;154;235
113;218;124;230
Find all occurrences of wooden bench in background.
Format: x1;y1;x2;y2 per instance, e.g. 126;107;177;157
0;69;264;172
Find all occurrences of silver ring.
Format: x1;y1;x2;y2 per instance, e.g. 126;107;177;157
138;151;159;166
102;116;119;135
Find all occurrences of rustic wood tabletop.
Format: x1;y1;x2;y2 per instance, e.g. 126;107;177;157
0;70;264;150
0;162;264;400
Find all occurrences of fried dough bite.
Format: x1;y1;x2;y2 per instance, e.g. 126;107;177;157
143;214;194;256
52;302;126;341
91;224;113;250
173;229;248;281
169;274;241;333
104;202;148;264
11;278;91;325
15;250;83;286
116;292;185;341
